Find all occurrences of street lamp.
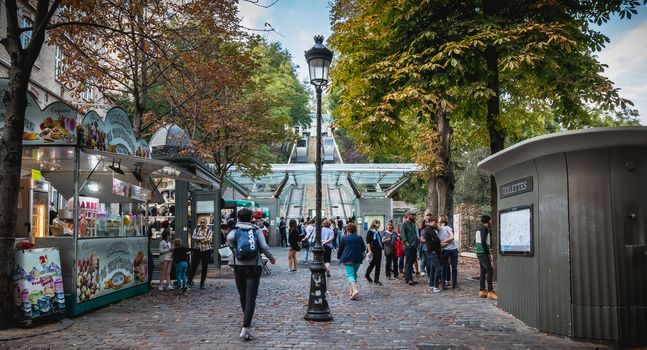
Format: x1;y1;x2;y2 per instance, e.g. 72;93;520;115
304;35;333;322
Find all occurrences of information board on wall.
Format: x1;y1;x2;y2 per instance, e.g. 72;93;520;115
499;205;533;256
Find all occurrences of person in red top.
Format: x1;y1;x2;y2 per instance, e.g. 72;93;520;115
253;211;269;242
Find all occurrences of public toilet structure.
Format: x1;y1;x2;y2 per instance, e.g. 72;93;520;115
478;127;647;346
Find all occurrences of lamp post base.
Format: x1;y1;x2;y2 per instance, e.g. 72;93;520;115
304;246;333;322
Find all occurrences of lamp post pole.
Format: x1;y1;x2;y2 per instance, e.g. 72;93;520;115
304;35;333;322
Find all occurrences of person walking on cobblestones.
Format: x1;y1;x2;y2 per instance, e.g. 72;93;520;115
301;219;316;264
288;219;300;272
365;219;384;285
381;221;398;280
476;215;497;300
422;214;442;292
338;223;365;300
438;214;459;289
322;219;335;277
227;208;276;341
401;210;419;286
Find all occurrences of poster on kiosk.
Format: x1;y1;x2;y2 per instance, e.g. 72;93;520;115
13;248;66;323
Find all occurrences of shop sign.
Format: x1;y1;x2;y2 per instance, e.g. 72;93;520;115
499;176;533;199
80;108;151;158
130;185;150;201
31;169;42;181
76;237;148;303
12;248;66;321
0;79;78;145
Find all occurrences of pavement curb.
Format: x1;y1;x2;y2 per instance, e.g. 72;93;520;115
0;318;74;342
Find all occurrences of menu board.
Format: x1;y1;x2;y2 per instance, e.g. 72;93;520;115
499;206;533;255
0;79;79;145
76;237;148;303
12;248;66;321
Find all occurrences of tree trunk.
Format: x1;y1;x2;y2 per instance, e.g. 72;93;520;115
485;40;505;280
426;176;438;215
0;76;29;329
436;106;454;225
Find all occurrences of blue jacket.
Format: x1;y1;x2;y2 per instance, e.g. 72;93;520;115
337;233;366;265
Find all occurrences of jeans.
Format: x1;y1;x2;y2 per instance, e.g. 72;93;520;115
404;246;417;283
303;243;312;263
418;248;428;274
188;249;211;286
426;251;442;287
280;230;287;247
233;265;262;328
365;249;382;282
385;253;398;278
442;249;459;288
398;256;404;273
175;261;188;286
478;254;494;291
344;263;361;283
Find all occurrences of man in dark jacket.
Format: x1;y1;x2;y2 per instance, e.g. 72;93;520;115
279;217;287;247
400;210;419;286
422;214;442;292
475;215;496;300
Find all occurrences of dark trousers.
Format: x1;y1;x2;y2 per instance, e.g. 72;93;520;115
426;251;442;287
478;254;494;291
365;249;382;282
442;249;459;288
404;246;417;283
398;256;404;273
188;249;211;286
385;253;398;278
233;265;262;328
280;230;287;247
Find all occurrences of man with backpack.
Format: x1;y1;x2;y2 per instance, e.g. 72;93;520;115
227;208;276;341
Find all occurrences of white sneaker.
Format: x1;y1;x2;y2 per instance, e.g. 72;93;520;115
433;287;442;293
167;282;174;290
420;272;426;276
158;284;164;291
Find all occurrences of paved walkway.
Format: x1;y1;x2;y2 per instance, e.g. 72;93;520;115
1;248;607;349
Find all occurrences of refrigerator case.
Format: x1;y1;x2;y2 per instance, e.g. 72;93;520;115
13;248;66;324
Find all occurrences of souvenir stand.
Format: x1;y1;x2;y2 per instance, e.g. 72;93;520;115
4;80;208;317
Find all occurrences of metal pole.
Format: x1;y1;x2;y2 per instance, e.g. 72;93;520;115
304;85;332;321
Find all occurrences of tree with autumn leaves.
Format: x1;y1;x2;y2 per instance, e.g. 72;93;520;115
147;32;308;250
329;0;643;231
329;0;644;278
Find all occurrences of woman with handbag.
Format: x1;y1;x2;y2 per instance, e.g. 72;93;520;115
381;221;398;280
288;219;300;272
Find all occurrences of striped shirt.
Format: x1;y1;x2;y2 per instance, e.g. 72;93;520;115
192;227;213;251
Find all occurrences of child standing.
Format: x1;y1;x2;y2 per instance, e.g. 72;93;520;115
172;238;191;291
158;231;173;290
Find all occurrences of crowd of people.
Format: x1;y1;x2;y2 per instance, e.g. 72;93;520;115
154;209;496;341
282;210;497;302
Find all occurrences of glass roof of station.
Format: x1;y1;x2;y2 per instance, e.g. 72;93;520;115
225;163;419;199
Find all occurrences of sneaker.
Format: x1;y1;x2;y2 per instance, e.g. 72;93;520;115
487;291;498;300
167;282;174;290
479;290;488;298
420;272;426;276
158;283;164;291
408;281;415;286
326;271;331;278
433;287;442;293
180;285;188;293
374;281;382;286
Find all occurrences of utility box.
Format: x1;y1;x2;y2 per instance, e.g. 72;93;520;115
478;127;647;347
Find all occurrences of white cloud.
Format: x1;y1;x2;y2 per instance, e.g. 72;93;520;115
237;1;268;30
598;19;647;123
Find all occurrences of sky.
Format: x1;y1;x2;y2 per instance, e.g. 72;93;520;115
238;1;647;124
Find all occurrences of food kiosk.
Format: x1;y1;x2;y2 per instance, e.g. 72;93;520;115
4;79;208;317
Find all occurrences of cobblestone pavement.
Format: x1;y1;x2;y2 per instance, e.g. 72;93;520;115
1;248;608;350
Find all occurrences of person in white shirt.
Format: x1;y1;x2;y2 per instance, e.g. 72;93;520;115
158;230;173;290
301;220;316;264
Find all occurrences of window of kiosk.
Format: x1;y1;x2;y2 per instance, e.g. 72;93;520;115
77;202;144;238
